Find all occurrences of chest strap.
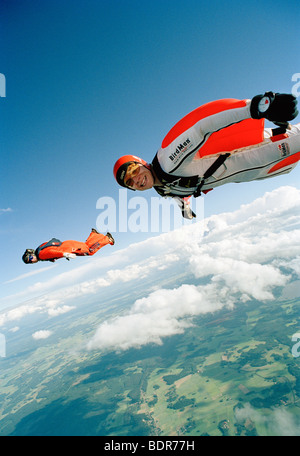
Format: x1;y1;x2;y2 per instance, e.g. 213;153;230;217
193;152;231;197
152;152;231;197
152;154;199;189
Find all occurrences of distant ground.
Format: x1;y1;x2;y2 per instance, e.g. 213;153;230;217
0;288;299;436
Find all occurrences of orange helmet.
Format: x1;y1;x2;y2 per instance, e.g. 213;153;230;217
113;155;150;189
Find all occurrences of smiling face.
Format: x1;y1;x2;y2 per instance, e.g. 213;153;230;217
124;163;155;191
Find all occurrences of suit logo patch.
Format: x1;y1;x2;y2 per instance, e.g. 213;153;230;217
278;142;290;157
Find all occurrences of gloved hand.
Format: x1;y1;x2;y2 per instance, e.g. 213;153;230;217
250;92;298;122
63;252;76;260
174;197;196;219
182;204;196;220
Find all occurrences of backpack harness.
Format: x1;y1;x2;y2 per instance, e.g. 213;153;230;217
35;238;62;260
151;152;231;198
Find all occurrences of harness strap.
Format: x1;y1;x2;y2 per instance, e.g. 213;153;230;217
152;152;231;198
271;121;289;136
193;152;231;197
152;154;199;188
35;238;62;260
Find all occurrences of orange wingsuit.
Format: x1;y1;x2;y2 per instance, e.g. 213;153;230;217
36;231;113;262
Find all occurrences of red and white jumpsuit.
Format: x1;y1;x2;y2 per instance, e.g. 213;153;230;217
153;99;300;199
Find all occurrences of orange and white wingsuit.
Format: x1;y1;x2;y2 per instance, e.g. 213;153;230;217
154;99;300;192
151;96;300;215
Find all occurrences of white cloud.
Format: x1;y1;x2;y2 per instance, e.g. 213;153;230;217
0;296;75;327
32;330;52;340
9;326;19;333
0;208;13;214
0;303;43;327
1;186;300;353
87;282;226;352
47;305;75;317
87;186;300;352
235;403;300;436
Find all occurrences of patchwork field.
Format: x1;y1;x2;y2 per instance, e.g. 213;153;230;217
1;293;299;436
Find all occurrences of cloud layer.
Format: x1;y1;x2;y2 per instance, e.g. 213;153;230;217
87;186;300;352
1;186;299;353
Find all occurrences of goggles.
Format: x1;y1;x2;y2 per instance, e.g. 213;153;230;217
124;162;141;188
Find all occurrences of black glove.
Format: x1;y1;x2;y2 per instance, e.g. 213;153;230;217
250;92;298;122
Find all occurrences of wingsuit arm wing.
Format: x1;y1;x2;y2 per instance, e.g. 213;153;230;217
157;99;253;173
37;247;65;261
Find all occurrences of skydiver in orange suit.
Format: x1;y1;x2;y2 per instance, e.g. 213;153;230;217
22;229;115;264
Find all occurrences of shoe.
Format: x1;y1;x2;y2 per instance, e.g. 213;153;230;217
91;228;100;234
106;232;115;245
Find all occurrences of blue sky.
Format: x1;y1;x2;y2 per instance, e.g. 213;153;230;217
1;0;299;304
